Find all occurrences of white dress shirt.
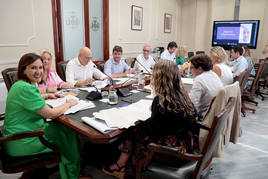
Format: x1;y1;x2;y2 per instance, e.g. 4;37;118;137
134;54;155;72
66;58;106;86
231;56;248;77
189;70;223;116
160;49;176;63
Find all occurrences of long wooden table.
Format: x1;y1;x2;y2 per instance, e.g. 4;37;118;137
56;77;192;144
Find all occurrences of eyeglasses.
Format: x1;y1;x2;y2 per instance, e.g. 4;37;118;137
143;50;150;53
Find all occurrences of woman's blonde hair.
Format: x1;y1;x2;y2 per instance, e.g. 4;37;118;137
151;60;195;115
39;50;54;84
242;46;251;57
176;45;188;58
210;46;230;65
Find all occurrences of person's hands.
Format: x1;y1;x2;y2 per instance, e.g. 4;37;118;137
48;93;63;99
61;82;72;88
48;87;58;93
123;70;131;76
66;99;78;107
85;78;94;86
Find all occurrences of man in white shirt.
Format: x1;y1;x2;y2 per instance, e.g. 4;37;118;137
134;45;155;73
189;54;223;116
160;41;177;63
66;47;108;87
231;46;248;78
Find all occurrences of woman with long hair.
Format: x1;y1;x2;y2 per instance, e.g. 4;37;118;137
210;46;233;85
103;60;197;178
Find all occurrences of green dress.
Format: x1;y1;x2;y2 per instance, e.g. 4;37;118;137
176;57;186;65
3;80;81;179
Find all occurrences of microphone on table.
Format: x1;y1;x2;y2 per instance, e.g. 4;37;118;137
117;72;140;97
134;58;152;75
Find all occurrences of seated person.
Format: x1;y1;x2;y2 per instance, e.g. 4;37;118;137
210;46;233;86
104;45;135;78
133;45;155;73
66;47;108;87
38;50;72;93
160;41;178;63
2;53;90;179
103;60;197;178
176;45;188;65
231;46;248;78
189;54;223;116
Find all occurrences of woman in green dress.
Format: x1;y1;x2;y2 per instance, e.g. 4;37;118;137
3;53;89;179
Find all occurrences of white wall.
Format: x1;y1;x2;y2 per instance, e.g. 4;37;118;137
240;0;268;60
109;0;181;59
0;0;55;76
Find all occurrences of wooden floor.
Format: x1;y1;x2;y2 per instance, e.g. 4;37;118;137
1;97;268;179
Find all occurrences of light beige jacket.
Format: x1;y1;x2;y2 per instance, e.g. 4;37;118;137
199;81;242;157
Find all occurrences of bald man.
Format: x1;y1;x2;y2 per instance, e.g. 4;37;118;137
134;45;155;73
66;47;107;87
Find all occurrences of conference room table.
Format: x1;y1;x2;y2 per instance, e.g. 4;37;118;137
56;77;193;144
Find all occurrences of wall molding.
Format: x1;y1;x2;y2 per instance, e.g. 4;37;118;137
0;0;36;47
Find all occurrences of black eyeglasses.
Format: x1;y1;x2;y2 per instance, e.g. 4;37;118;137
143;50;150;52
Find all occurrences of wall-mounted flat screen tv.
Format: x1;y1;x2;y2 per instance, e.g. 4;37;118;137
212;20;260;49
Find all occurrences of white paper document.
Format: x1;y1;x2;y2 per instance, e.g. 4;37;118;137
181;78;194;85
46;95;95;114
93;99;152;129
81;117;118;134
78;87;96;93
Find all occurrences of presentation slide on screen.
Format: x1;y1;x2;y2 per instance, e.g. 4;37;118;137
216;24;252;43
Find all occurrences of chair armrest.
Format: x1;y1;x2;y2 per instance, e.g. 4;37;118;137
0;130;45;143
0;130;60;155
249;75;256;78
194;121;210;131
148;143;203;160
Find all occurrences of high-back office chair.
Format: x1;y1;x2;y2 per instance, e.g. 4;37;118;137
57;61;68;81
234;66;253;116
93;60;105;72
256;58;268;100
136;97;236;179
0;129;61;178
242;60;265;113
1;68;17;91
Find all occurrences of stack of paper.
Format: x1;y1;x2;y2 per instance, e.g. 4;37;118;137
81;117;118;134
46;95;95;114
78;87;96;93
93;99;152;129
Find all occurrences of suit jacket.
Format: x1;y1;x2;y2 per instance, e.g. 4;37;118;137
199;81;242;157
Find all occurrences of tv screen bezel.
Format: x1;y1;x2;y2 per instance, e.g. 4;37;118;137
212;20;260;50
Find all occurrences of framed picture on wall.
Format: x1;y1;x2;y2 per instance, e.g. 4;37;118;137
164;13;172;33
131;5;143;31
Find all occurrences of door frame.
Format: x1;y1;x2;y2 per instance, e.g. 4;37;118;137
51;0;109;73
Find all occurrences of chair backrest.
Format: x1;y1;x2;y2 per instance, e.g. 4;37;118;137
93;60;105;72
57;61;69;81
260;58;268;79
234;66;252;93
248;59;265;93
1;68;17;91
194;97;236;178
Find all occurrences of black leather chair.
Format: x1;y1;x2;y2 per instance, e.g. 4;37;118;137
0;129;61;178
136;97;236;179
1;68;17;91
57;61;68;81
93;60;105;72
